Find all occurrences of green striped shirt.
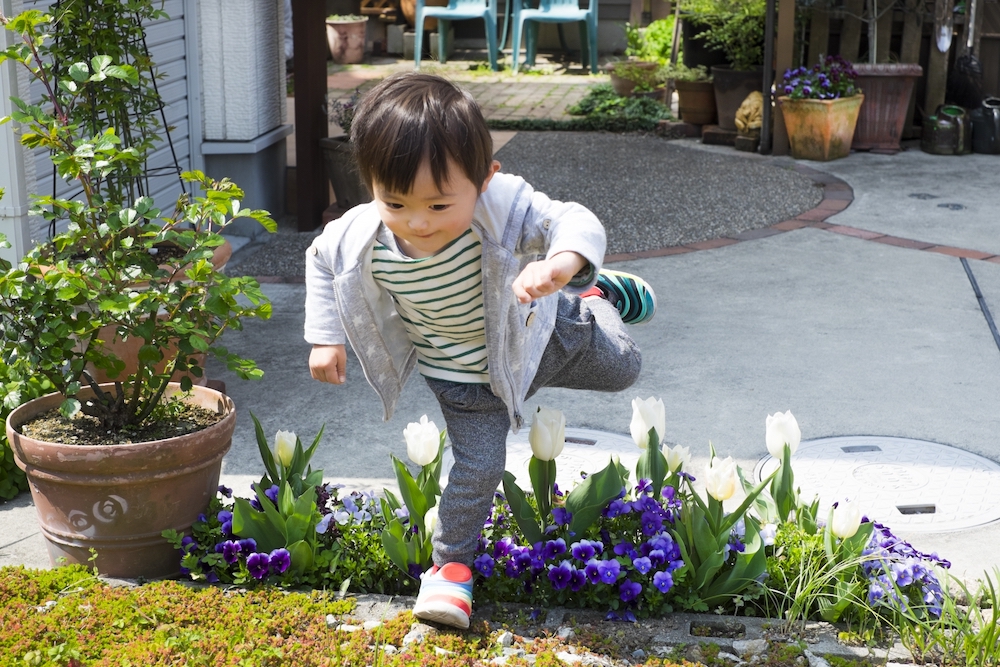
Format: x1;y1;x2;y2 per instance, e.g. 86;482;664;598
371;229;489;384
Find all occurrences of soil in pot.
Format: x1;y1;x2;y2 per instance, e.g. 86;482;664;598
20;401;224;446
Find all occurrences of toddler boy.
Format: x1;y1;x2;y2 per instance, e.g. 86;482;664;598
305;72;655;628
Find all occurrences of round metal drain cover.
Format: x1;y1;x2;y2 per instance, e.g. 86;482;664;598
755;436;1000;532
441;428;639;493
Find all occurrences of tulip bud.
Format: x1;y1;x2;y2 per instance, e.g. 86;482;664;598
424;505;439;535
831;498;862;539
765;410;801;459
705;456;738;501
529;407;566;461
665;444;691;473
630;397;666;450
274;430;296;468
403;415;440;467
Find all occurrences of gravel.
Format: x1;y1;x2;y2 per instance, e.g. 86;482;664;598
225;133;824;277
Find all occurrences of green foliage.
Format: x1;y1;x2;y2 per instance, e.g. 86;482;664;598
623;17;681;63
0;9;275;433
0;365;49;502
564;84;672;132
660;63;712;82
682;0;766;70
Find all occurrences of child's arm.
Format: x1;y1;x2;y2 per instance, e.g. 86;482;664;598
511;251;588;304
309;344;347;384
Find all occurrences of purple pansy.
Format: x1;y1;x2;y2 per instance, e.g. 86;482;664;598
548;561;575;590
597;559;621;584
543;538;567;560
619;579;641;602
238;538;257;553
269;548;291;575
247;552;271;580
552;508;572;526
474;553;495;578
631;556;652;575
653;570;673;593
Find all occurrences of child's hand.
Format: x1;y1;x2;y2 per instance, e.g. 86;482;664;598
512;251;588;304
309;344;347;384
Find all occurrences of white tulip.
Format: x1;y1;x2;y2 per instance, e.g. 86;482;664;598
705;456;738;501
630;397;666;450
831;498;862;539
403;415;440;467
274;430;296;467
424;505;439;535
765;410;801;459
665;444;691;473
529;407;566;461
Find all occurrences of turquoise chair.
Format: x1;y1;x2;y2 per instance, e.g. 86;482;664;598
511;0;598;74
415;0;499;71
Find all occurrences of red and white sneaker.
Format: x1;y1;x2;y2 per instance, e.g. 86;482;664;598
412;562;473;629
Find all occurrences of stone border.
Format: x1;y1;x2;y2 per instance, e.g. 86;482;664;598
605;162;1000;265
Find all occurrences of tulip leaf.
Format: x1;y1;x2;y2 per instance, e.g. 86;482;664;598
636;428;667;496
286;539;314;575
392;455;429;533
382;489;402;512
380;523;410;576
528;456;556;527
232;497;285;553
502;471;543;546
250;412;279;485
565;458;624;536
718;467;777;537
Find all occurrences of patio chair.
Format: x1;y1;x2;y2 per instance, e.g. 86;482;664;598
511;0;598;74
415;0;499;71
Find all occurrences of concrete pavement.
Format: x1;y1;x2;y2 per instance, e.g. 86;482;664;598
3;139;1000;590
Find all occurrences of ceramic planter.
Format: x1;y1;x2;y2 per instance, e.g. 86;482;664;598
8;383;236;578
319;136;372;210
852;63;922;154
325;17;368;64
674;80;717;125
712;67;763;131
778;94;865;161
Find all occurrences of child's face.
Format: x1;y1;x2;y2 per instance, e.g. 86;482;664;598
373;157;500;258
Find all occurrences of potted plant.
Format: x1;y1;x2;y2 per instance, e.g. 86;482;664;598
663;63;717;124
0;8;276;578
606;61;667;99
683;0;766;131
325;14;369;64
777;55;865;161
319;90;372;210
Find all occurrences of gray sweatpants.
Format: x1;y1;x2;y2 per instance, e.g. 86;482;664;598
424;293;642;567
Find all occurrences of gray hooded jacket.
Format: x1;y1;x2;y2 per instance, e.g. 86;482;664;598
303;172;606;432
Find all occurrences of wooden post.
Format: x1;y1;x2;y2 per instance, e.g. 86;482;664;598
807;8;829;67
900;0;923;136
292;0;330;231
875;1;893;61
651;0;671;21
772;0;797;155
630;0;643;26
840;0;865;62
925;0;955;115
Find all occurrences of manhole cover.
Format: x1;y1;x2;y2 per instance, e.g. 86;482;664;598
441;428;640;493
755;436;1000;532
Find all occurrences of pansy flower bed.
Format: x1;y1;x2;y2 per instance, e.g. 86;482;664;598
169;401;950;634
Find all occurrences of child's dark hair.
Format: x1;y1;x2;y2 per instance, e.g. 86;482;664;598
350;73;494;194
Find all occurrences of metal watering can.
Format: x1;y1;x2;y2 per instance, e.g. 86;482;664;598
970;97;1000;155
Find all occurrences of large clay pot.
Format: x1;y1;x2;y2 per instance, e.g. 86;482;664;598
712;67;763;131
675;80;717;125
399;0;448;31
326;17;368;64
778;94;865;161
8;383;236;578
851;63;922;154
319;136;372;209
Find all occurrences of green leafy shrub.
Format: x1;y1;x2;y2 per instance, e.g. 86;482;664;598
564;84;672;131
0;363;51;502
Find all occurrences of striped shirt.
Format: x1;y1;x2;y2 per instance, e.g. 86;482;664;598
371;228;490;383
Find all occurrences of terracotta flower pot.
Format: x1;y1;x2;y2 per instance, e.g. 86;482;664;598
778;94;865;161
325;18;368;64
319;136;372;209
675;80;717;125
606;61;660;97
7;383;236;578
852;63;922;154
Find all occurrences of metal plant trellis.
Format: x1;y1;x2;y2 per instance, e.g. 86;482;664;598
45;0;184;237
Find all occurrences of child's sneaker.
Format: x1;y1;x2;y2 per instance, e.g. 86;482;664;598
412;562;473;629
587;269;657;324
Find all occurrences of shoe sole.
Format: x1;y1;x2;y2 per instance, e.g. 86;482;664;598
598;269;657;325
413;601;471;629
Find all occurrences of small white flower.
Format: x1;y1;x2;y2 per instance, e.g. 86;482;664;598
665;444;691;473
403;415;440;467
765;411;801;459
423;506;439;535
274;430;296;467
831;498;862;539
759;523;777;546
529;406;566;461
630;397;666;450
705;456;738;501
